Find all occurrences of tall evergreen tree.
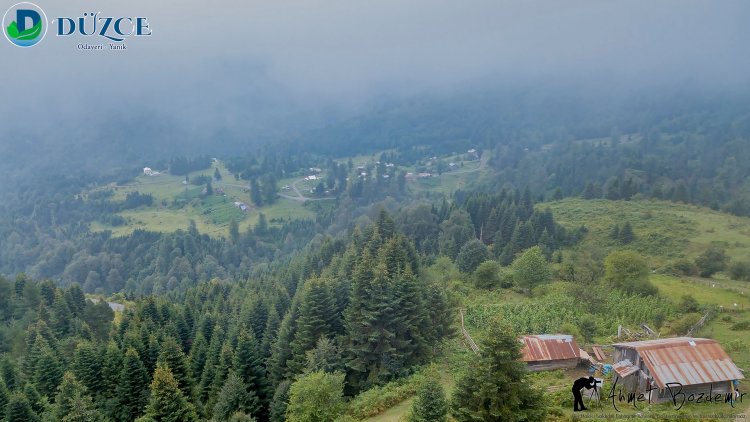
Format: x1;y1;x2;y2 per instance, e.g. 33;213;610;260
157;337;191;392
450;323;546;422
101;342;123;399
619;221;635;244
212;373;258;422
408;377;448;422
72;341;103;395
5;392;39;422
116;348;149;422
141;365;198;422
34;341;63;399
288;278;336;374
232;328;266;414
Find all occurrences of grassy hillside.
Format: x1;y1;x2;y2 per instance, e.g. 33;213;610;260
545;198;750;265
87;152;491;238
88;161;317;237
361;199;750;421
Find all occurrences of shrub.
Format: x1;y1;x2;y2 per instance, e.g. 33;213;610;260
604;250;657;296
728;261;750;281
473;260;502;289
724;339;748;353
456;240;489;273
730;321;750;331
669;312;702;335
695;246;729;277
668;259;699;276
677;295;700;313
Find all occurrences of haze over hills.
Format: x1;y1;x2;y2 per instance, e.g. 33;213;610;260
0;1;749;421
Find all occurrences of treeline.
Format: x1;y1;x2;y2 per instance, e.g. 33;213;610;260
0;212;452;421
169;156;213;176
394;189;582;267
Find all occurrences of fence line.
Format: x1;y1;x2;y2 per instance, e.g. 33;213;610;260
459;308;480;355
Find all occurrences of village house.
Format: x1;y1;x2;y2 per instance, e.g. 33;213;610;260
520;334;582;371
611;337;744;402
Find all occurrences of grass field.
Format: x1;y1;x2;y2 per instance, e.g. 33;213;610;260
88;161;317;237
545;198;750;265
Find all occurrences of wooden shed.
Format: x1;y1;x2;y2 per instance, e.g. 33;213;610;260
612;337;744;403
520;334;581;371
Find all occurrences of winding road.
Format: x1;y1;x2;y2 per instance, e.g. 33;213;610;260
278;177;336;202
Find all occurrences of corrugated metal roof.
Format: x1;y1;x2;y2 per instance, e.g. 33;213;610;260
613;337;744;389
520;334;580;362
613;359;639;377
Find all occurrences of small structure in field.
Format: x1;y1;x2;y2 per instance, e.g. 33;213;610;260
143;167;160;176
612;337;744;402
520;334;581;371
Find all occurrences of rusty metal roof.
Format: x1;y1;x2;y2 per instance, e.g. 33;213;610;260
613;359;639;377
612;337;744;389
520;334;580;362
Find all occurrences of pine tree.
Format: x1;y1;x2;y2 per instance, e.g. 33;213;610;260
208;344;234;408
229;219;240;244
5;392;39;422
157;337;191;392
212;373;258;422
72;341;103;395
609;224;620;240
450;323;546;422
141;365;198;422
267;309;297;387
268;380;291;422
619;221;635;244
51;290;72;337
232;328;266;414
344;260;401;390
0;380;8;418
34;341;63;399
188;333;208;382
214;167;222;181
101;341;123;398
408;377;447;422
250;179;263;207
59;393;104;422
116;348;149;422
0;357;20;390
50;371;102;422
260;309;280;360
64;284;86;318
288;278;336;374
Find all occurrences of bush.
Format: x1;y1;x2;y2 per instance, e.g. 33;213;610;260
695;246;729;277
730;321;750;331
728;261;750;281
669;312;702;335
604;250;657;296
677;295;700;313
668;259;699;276
724;339;748;353
456;240;489;273
473;260;502;289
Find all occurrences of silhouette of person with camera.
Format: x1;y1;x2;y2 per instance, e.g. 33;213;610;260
572;376;599;411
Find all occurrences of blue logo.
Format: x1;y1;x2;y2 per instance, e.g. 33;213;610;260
3;2;48;47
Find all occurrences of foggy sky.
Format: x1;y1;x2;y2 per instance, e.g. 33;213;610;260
1;0;749;170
